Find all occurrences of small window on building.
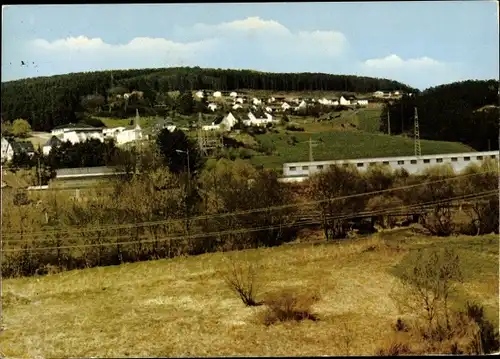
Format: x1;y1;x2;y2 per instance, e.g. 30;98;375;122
436;158;443;163
410;160;417;164
397;160;404;165
451;157;458;162
317;165;324;170
357;163;364;167
423;159;430;163
476;156;483;160
464;156;470;161
302;166;309;170
491;155;496;159
289;166;296;171
382;161;389;165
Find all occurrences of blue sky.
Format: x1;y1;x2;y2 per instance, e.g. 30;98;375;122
2;2;498;89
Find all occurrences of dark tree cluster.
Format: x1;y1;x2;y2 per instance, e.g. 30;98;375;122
46;138;121;170
380;80;499;151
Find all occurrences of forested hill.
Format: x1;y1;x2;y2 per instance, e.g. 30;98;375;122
1;67;414;131
381;79;499;151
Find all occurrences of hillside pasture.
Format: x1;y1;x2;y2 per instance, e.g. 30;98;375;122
2;230;497;357
251;131;475;170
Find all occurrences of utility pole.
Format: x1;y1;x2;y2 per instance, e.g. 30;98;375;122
401;101;404;134
306;136;318;163
387;111;391;135
414;107;421;157
37;156;41;187
135;109;141;174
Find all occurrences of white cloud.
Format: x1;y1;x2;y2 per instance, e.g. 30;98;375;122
363;54;444;70
32;35;214;54
28;17;349;76
359;54;460;89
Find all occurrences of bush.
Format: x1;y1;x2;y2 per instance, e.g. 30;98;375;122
223;259;262;307
463;302;500;354
262;289;319;325
376;340;413;356
285;124;304;132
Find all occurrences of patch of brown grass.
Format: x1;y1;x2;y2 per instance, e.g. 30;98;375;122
262;289;320;325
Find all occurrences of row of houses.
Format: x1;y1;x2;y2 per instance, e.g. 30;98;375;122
201;111;276;131
206;94;373;113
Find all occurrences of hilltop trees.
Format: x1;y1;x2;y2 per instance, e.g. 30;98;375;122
381;80;499;151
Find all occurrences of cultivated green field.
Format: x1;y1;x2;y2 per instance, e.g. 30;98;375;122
2;229;497;357
251;131;474;171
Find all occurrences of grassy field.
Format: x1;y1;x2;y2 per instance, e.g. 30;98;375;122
2;229;497;357
251;131;475;171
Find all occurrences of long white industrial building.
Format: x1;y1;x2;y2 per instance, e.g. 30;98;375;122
280;151;499;182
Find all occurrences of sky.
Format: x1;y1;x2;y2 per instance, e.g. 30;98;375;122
1;2;499;90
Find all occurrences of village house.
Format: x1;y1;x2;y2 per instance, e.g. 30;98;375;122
235;97;244;104
115;125;143;145
252;98;262;106
339;96;351;106
230;91;238;98
232;104;243;110
212;91;222;98
282;102;291;111
1;136;14;163
295;100;307;110
42;135;63;156
373;91;384;98
195;90;204;98
202;112;238;132
51;123;105;145
243;112;275;127
208;103;218;111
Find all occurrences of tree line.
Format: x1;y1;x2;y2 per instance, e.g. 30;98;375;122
2;129;498;277
380;80;499;151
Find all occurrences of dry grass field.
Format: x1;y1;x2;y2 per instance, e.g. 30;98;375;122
2;228;498;358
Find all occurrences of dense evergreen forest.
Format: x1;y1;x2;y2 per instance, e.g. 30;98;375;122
380;80;499;151
1;67;413;131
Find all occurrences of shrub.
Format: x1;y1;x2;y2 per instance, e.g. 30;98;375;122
285;124;305;132
262;289;319;325
223;259;262;307
463;302;500;354
376;340;413;356
395;318;410;332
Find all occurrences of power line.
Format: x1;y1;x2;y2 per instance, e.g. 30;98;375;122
4;190;496;245
3;170;496;238
3;170;495;238
2;190;496;252
3;188;497;245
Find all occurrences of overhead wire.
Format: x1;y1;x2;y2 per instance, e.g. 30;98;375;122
3;169;497;239
3;170;497;238
2;189;497;250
